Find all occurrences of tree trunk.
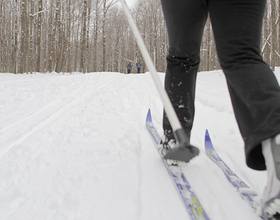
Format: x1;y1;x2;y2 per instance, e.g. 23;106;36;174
19;0;28;74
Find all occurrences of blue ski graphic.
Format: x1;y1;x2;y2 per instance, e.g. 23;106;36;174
146;109;209;220
204;129;259;212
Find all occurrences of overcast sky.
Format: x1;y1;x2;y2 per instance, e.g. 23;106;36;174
124;0;136;7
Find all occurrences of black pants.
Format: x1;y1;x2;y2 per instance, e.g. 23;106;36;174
161;0;280;170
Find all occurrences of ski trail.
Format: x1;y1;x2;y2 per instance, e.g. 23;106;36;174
0;98;75;159
0;73;115;160
0;71;271;219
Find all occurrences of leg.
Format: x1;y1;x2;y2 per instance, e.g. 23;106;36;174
161;0;208;140
209;0;280;170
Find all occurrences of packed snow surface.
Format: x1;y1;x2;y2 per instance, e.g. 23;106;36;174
1;70;277;219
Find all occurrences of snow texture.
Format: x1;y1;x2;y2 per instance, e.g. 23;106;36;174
0;70;275;219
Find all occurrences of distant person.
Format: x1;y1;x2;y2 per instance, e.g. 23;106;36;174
127;62;132;74
136;62;142;73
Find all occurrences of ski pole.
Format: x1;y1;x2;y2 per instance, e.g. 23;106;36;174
119;0;180;130
119;0;198;159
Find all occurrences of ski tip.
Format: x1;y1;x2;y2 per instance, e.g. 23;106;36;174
205;129;211;142
163;144;199;162
146;109;152;122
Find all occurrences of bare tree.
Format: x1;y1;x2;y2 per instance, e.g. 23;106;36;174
36;0;43;72
19;0;28;74
101;0;117;71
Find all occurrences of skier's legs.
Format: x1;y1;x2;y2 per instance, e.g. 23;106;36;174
161;0;208;140
209;0;280;170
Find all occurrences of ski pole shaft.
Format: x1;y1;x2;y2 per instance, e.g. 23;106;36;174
119;0;182;132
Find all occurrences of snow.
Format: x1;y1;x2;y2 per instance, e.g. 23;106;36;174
0;69;276;219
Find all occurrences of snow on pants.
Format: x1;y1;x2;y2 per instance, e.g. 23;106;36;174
161;0;280;170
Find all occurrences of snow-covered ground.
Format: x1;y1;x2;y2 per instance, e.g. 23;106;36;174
0;70;275;219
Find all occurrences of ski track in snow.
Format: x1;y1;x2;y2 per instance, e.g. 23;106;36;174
0;70;277;219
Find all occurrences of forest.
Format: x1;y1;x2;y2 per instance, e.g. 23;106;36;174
0;0;279;74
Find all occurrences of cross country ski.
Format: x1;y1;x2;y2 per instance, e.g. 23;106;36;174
146;109;209;220
204;129;263;217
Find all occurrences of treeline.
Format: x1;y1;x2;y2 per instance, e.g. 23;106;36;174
0;0;279;74
197;0;280;72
